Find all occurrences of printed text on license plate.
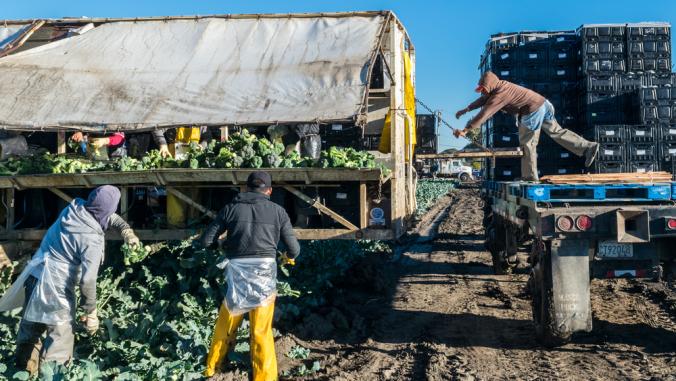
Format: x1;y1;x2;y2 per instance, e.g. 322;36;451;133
598;241;633;258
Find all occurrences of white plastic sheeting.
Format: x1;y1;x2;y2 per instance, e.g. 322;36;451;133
0;15;386;131
0;24;28;50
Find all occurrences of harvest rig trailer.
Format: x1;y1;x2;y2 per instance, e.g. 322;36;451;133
482;172;676;345
0;11;417;262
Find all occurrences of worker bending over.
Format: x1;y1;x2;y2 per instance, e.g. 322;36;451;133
197;171;300;380
455;71;600;181
0;186;139;374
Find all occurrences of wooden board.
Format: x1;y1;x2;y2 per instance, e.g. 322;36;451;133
0;168;385;189
416;148;522;160
540;172;673;184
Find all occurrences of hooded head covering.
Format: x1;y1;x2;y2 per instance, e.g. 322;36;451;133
84;185;121;231
476;71;500;93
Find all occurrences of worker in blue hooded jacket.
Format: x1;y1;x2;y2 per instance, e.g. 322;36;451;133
0;185;139;374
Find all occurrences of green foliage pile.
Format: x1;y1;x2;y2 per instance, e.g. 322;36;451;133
415;179;456;216
0;239;388;380
0;131;389;176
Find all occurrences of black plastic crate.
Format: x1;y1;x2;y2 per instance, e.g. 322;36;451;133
489;50;517;66
647;73;675;87
492;165;520;181
584;75;616;92
549;65;577;81
659;124;676;142
518;45;548;63
626;125;656;142
494;67;518;81
322;123;361;137
628;57;672;73
549;46;577;64
617;74;646;92
580;25;625;41
537;147;583;163
489;34;519;50
594;160;625;174
627;24;671;41
582;57;626;73
583;40;625;56
598;143;625;161
539;165;585;176
627;160;660;173
518;63;548;81
639;88;659;104
640;104;672;123
582;109;621;126
416;114;436;135
583;91;622;107
628;40;671;55
660;142;676;161
627;143;656;161
591;124;625;142
488;132;519;148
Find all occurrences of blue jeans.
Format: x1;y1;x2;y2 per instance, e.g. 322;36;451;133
520;100;555;131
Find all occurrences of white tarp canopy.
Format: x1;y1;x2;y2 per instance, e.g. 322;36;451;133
0;14;387;131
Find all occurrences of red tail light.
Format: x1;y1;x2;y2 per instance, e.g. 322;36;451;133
557;216;574;231
667;218;676;230
576;215;593;231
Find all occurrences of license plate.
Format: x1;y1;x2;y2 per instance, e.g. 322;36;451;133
598;240;633;258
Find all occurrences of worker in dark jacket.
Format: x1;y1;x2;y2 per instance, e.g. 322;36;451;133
198;171;300;380
455;71;600;181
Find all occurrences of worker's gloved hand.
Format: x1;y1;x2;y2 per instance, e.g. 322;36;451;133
89;137;110;149
279;253;296;266
453;128;467;138
158;144;172;158
70;132;85;143
80;309;99;335
121;228;140;247
455;108;468;119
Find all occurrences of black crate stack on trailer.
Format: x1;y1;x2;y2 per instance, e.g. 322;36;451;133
480;22;675;179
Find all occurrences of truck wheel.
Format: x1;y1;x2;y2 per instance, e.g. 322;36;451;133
459;173;470;182
529;241;572;347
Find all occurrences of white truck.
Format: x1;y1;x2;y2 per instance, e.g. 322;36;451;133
437;159;474;181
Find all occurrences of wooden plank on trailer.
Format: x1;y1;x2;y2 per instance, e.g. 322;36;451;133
57;131;66;154
416;149;523;159
0;168;383;189
540;172;672;184
283;185;359;231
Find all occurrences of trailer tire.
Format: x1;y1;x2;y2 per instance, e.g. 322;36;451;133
459;173;470;182
529;241;571;347
486;224;510;275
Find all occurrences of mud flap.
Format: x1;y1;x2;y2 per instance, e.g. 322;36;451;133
550;239;592;335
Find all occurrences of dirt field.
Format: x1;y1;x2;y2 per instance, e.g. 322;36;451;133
218;187;676;381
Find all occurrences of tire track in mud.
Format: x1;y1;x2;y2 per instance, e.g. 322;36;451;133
283;187;675;381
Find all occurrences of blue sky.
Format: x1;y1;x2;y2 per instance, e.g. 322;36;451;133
4;0;676;151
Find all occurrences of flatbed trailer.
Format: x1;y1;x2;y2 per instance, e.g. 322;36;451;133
482;180;676;346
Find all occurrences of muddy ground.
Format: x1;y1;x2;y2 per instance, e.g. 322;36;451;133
217;187;676;381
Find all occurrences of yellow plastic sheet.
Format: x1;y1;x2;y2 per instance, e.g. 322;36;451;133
378;50;416;161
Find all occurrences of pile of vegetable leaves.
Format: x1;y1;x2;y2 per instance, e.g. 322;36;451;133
0;131;389;176
0;239;388;380
415;179;456;216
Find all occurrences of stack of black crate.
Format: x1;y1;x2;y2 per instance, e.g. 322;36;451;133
577;24;629;173
415;114;438;155
480;31;579;180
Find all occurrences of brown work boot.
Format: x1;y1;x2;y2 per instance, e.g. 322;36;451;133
15;343;41;375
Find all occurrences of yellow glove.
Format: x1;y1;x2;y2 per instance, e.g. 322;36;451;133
280;254;295;266
89;137;110;149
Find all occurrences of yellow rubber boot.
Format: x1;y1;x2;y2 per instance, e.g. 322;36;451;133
249;299;278;381
204;304;244;377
